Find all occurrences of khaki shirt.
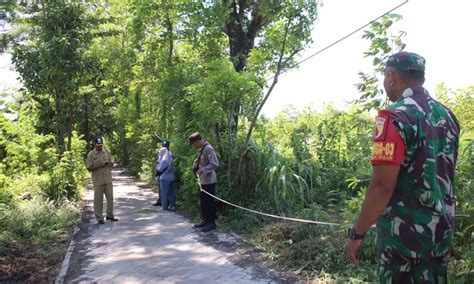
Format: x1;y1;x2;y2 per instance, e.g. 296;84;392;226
197;142;219;185
86;148;113;186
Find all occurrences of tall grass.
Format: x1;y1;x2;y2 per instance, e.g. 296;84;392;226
0;197;79;242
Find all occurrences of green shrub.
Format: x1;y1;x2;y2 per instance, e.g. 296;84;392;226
219;209;269;235
0;197;79;241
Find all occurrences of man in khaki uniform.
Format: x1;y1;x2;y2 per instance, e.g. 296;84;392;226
86;137;118;224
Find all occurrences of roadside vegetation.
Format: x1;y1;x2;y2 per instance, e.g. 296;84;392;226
0;103;85;281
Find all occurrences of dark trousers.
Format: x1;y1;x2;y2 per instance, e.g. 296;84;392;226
200;183;216;224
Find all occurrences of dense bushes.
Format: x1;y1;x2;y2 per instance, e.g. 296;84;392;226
439;86;474;282
0;108;86;242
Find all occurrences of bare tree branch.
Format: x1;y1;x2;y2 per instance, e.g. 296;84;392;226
244;16;296;147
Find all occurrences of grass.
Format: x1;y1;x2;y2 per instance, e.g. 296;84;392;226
0;197;80;282
219;207;379;282
0;197;79;241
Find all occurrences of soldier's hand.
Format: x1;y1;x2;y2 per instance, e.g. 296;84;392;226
345;239;362;264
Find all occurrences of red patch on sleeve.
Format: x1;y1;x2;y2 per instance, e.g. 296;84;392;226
371;110;405;165
373;114;388;141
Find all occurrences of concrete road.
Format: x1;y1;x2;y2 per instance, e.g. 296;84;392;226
60;168;296;284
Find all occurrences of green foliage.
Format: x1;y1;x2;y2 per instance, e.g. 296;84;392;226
437;84;474;282
0;109;87;203
216;106;377;281
0;112;51;203
355;14;406;111
97;0;320;182
11;1;94;154
264;106;373;205
186;59;263;130
42;133;88;201
219;209;269;235
0;197;79;241
241;140;308;211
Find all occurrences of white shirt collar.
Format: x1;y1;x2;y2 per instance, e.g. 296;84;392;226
401;88;414;99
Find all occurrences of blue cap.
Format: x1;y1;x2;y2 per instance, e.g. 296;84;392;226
93;136;104;145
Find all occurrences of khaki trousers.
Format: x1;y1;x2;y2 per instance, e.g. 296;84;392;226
94;183;114;221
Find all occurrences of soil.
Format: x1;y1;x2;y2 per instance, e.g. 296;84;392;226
0;229;73;283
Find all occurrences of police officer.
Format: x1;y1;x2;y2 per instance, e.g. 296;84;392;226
86;137;118;224
189;132;219;232
345;52;460;283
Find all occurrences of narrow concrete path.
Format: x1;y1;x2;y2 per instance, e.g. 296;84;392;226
62;168;295;283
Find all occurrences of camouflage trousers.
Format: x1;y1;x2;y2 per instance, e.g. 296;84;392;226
379;248;450;283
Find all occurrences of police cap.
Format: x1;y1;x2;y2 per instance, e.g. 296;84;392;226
93;136;104;145
188;132;202;144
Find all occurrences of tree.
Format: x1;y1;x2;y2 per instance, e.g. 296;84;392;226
355;14;406;111
180;1;319;139
12;2;93;155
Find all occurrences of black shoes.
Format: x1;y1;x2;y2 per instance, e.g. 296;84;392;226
98;217;117;224
194;221;207;228
194;221;216;232
201;223;216;233
152;201;161;206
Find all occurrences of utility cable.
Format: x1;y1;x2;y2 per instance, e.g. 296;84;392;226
266;0;409;81
200;187;342;226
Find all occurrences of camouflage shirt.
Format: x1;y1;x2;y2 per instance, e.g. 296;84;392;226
375;86;460;259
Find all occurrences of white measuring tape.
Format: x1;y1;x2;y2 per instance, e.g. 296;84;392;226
200;187;343;227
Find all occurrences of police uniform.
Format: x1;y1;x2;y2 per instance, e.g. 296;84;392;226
86;139;115;222
197;142;219;225
189;132;219;231
371;52;460;282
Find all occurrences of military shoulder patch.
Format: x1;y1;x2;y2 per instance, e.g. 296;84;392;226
372;142;396;162
371;110;405;165
373;110;390;141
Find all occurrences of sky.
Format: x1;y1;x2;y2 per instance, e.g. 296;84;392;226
261;0;474;117
1;0;474;116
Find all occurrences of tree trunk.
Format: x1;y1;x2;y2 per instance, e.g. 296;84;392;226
55;91;65;156
83;93;90;145
66;104;74;153
163;0;173;65
223;0;266;133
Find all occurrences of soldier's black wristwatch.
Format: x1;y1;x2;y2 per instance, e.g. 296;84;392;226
348;227;365;240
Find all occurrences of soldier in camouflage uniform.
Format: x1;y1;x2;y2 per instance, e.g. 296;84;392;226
345;52;460;283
